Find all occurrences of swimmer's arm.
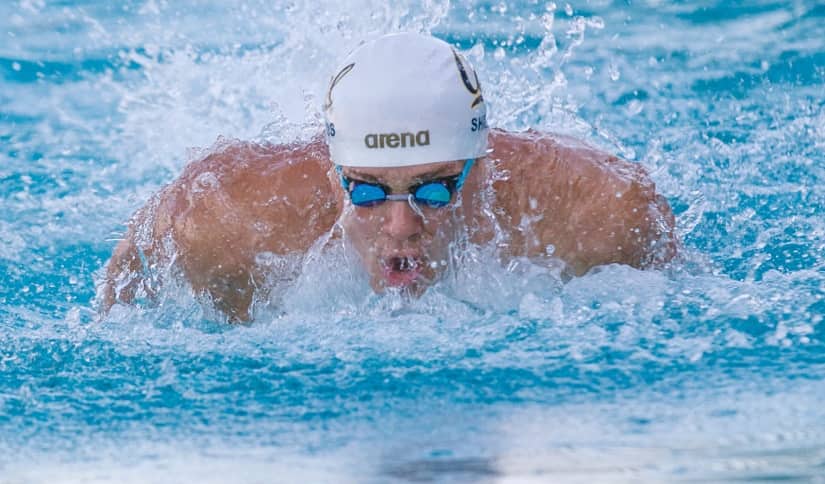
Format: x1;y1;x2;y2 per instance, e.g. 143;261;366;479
100;140;337;322
100;233;144;311
556;156;677;274
168;141;338;321
170;180;263;322
99;193;169;313
492;130;677;274
98;171;261;321
100;196;255;321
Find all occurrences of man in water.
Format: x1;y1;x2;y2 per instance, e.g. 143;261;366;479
100;33;677;321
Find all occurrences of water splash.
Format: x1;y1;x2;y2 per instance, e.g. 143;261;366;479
2;1;825;481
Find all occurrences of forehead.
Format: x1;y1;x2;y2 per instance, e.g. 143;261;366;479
342;160;465;183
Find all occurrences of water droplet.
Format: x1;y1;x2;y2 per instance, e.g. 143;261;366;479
542;12;554;30
468;43;485;63
608;63;620;81
193;172;220;193
11;62;21;72
626;99;644;116
588;16;605;29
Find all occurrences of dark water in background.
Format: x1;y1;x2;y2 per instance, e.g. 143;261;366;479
1;1;824;481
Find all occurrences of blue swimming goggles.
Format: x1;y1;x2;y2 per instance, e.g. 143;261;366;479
337;159;475;208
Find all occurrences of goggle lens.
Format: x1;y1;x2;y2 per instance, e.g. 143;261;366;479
350;183;387;206
413;183;451;208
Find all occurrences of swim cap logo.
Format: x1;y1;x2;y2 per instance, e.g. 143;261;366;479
324;62;355;110
452;49;483;109
364;130;430;149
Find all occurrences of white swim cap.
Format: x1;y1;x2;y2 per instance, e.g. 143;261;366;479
323;33;488;168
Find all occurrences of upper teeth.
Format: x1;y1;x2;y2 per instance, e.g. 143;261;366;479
397;258;416;270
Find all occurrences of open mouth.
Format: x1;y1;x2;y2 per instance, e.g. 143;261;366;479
381;255;423;287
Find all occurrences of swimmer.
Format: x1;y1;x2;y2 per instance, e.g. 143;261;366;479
100;33;677;321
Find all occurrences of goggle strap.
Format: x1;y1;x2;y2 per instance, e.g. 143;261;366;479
455;158;475;191
335;165;349;191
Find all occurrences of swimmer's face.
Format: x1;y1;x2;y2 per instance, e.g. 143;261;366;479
338;160;468;295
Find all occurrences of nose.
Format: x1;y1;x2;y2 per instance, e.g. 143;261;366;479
382;198;423;241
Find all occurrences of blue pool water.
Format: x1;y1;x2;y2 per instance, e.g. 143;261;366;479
2;1;824;481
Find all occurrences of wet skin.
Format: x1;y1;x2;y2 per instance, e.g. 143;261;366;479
100;129;677;321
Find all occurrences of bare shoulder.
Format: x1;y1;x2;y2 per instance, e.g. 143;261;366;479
489;129;677;273
101;136;339;320
170;137;339;255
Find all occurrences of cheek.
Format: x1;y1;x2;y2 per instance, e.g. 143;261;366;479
342;210;381;254
345;209;382;235
422;209;459;237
